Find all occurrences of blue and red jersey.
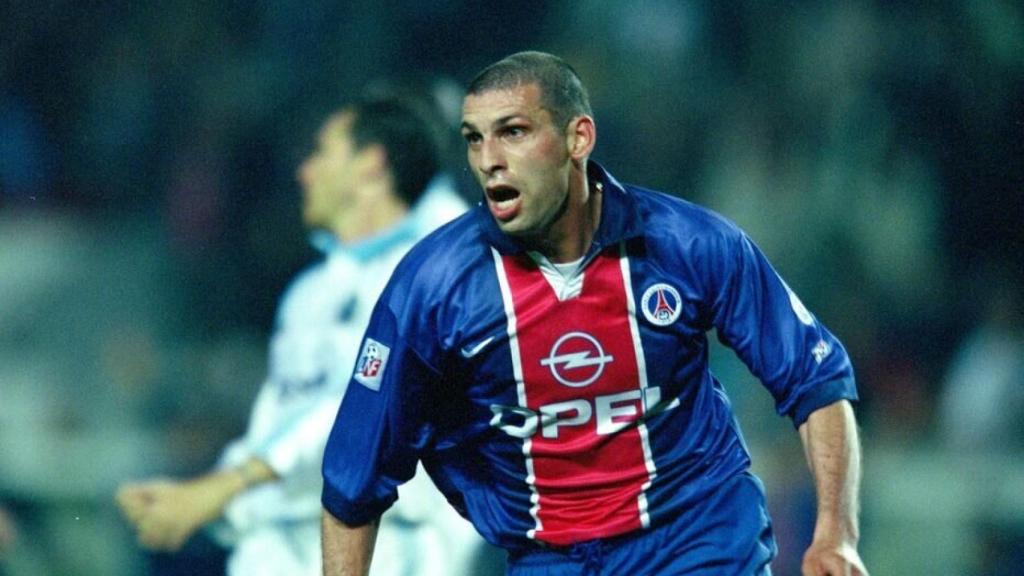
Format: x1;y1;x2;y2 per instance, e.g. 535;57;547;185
322;162;857;552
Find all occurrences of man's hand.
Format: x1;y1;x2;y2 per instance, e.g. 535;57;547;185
802;538;868;576
116;471;244;552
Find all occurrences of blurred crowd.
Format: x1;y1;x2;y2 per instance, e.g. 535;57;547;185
1;1;1021;575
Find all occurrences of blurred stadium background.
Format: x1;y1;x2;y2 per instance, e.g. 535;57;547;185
1;2;1021;575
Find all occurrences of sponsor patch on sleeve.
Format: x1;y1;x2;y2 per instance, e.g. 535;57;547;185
354;338;390;391
812;339;832;364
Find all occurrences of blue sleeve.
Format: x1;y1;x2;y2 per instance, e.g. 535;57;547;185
321;295;439;525
705;228;857;427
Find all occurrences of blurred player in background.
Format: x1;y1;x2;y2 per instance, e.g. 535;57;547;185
321;52;868;576
116;88;486;576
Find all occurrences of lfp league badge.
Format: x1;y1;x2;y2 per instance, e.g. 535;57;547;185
354;338;390;391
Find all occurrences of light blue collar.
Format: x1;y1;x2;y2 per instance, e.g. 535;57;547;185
308;173;458;262
309;215;418;263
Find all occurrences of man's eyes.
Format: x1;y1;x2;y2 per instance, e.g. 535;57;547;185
502;126;527;138
462;126;528;145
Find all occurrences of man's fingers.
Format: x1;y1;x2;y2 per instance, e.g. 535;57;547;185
802;542;868;576
135;517;162;550
117;487;161;522
136;517;186;553
115;485;140;507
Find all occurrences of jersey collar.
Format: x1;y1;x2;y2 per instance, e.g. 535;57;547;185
309;215;418;263
311;174;465;261
476;160;645;256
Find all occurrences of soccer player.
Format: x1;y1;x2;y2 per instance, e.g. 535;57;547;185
116;91;485;576
321;52;868;576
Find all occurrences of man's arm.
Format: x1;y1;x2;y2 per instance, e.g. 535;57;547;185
322;509;378;576
115;457;278;551
798;400;869;576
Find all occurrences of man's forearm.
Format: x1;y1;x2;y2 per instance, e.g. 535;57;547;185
798;399;862;544
322;509;378;576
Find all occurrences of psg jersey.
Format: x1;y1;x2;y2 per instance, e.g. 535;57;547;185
322;162;857;551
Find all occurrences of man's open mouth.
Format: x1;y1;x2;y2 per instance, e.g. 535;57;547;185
486;185;522;221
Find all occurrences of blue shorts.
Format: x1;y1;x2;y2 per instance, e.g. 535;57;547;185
505;472;777;576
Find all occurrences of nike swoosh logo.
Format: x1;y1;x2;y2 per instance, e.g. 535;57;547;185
460;336;495;358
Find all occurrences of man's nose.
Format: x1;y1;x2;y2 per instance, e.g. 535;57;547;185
478;138;506;176
297;158;313;186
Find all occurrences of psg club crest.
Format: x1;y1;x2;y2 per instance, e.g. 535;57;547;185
641;283;682;326
354;338;390;391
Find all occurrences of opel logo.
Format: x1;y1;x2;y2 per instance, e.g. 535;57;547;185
539;331;614;388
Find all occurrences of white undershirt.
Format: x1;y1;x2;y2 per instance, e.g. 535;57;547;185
529;252;585;301
551;257;584;279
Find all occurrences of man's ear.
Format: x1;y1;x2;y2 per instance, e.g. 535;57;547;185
567;115;596;162
356;143;388;178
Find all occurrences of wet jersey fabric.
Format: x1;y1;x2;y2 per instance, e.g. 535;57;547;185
322;162;857;557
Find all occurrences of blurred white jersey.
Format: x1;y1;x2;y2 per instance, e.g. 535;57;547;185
212;178;483;576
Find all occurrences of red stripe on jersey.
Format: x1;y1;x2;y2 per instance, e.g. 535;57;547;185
501;248;649;545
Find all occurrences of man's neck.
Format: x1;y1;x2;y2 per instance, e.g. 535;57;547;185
330;185;409;244
537;172;603;263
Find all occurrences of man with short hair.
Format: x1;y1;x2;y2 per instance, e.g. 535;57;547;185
322;52;868;576
116;92;482;576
